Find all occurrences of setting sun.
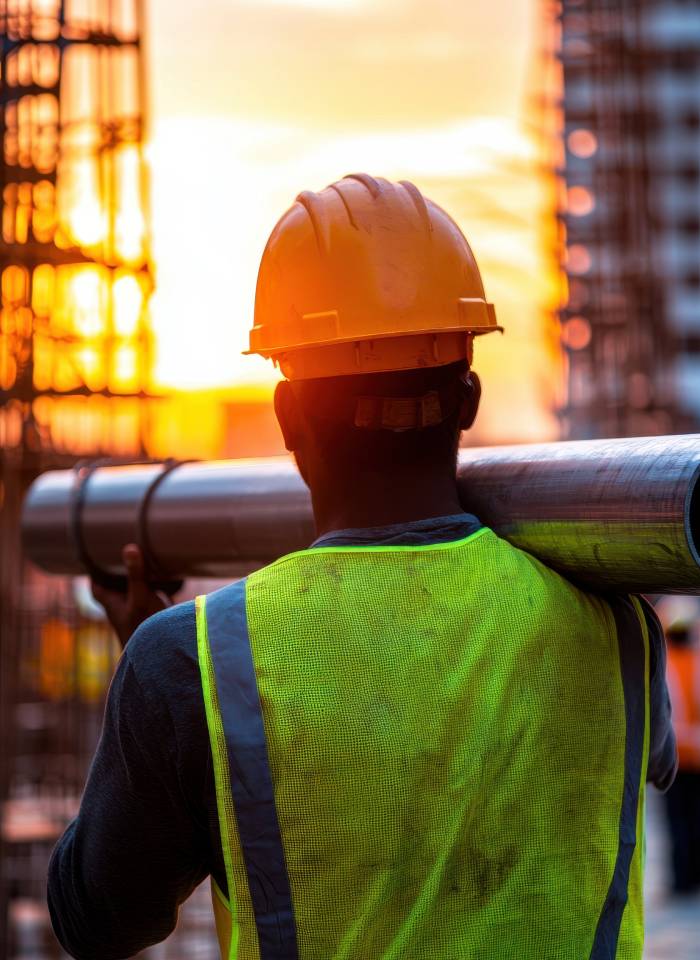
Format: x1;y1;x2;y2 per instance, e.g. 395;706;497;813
144;0;558;442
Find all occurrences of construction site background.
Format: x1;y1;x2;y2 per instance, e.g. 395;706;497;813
2;0;700;956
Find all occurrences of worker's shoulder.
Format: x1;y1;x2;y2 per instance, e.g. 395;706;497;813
121;598;211;766
124;598;198;681
484;528;622;624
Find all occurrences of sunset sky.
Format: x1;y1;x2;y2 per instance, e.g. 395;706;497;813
144;0;560;442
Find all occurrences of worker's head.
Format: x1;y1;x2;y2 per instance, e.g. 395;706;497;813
247;174;499;481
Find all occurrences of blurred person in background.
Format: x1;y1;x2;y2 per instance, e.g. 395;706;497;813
657;596;700;895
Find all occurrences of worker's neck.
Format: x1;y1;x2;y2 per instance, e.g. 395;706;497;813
309;464;464;538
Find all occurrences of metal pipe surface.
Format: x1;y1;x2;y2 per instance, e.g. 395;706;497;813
21;435;700;594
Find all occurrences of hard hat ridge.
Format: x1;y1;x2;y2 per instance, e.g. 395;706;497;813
246;173;501;380
296;175;426;249
342;172;383;197
397;179;434;233
295;190;334;254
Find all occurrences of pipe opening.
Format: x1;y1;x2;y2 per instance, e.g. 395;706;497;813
686;463;700;569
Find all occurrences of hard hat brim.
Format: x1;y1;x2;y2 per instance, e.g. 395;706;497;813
244;327;502;381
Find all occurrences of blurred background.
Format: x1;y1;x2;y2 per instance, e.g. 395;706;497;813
1;0;699;956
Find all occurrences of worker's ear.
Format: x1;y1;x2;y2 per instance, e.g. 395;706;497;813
458;370;481;431
274;380;302;452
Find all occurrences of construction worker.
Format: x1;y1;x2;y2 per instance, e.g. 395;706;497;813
656;597;700;894
48;175;677;959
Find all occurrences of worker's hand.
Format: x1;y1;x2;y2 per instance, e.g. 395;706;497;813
91;544;173;649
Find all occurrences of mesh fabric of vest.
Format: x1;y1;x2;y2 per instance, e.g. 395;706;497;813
210;528;648;959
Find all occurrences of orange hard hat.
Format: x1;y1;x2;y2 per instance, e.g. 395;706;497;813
246;173;501;380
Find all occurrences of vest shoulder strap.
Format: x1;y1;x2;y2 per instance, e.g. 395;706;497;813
196;581;299;960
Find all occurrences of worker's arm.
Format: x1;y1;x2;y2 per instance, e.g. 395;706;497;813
639;597;678;792
90;543;174;648
47;602;213;960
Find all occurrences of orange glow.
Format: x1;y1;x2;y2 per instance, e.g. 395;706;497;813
567;244;592;275
31;263;54;315
113;273;144;335
0;0;155;461
114;146;147;264
38;617;120;703
145;0;560;443
112;344;138;391
75;345;102;389
2;264;28;304
562;316;592;351
32;179;57;242
567;129;598;159
59;156;107;249
63;266;104;336
39;618;74;700
0;0;559;453
567;185;595;217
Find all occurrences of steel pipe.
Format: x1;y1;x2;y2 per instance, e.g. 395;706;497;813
21;434;700;594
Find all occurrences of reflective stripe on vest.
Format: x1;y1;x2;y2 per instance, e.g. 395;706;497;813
197;528;650;959
196;583;298;960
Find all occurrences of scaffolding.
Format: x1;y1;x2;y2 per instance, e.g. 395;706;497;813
552;0;700;439
0;1;154;954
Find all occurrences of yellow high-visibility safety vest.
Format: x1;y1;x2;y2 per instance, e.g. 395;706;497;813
196;525;650;959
